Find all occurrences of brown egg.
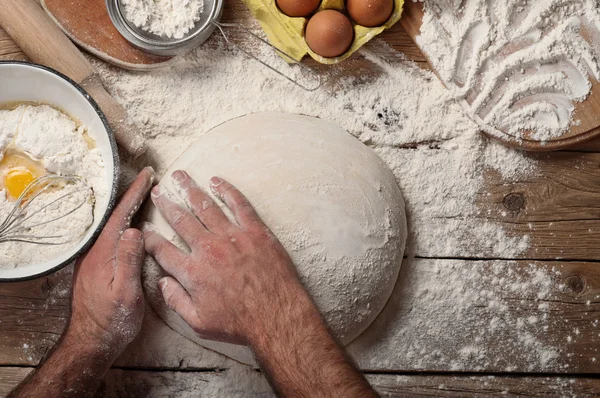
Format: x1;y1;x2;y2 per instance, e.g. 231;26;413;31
347;0;393;27
276;0;321;17
305;10;354;58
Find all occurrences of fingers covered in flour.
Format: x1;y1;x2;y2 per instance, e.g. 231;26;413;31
157;276;197;321
102;166;154;245
69;168;155;358
113;229;145;293
209;177;262;230
141;177;304;346
171;170;230;234
151;184;207;244
142;222;189;282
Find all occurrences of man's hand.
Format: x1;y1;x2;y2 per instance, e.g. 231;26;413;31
10;167;154;398
67;166;154;358
144;170;378;397
144;170;305;345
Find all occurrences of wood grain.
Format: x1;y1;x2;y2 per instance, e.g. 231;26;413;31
370;148;600;260
2;366;600;397
0;0;95;82
3;259;600;374
479;151;600;260
2;3;600;396
0;30;26;61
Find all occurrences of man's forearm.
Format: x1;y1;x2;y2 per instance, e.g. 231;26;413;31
249;284;378;398
10;329;114;398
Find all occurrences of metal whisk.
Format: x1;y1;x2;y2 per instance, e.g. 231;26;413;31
0;175;93;245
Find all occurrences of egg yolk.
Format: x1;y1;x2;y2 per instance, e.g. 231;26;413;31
0;150;46;200
5;168;36;199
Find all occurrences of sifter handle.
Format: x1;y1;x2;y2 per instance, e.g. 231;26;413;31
0;0;145;157
213;21;321;92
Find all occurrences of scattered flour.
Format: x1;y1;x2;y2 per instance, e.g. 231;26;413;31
416;0;600;142
121;0;205;39
0;105;108;267
5;0;597;387
349;259;570;373
98;367;588;396
95;41;535;259
51;3;594;389
86;34;572;375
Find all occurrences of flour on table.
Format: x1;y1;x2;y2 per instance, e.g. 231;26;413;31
89;23;573;376
416;0;600;142
0;105;108;268
121;0;205;39
349;259;569;372
94;41;535;259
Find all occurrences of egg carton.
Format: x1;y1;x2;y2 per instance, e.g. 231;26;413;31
241;0;405;64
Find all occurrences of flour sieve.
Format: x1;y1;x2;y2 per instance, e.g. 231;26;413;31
106;0;320;91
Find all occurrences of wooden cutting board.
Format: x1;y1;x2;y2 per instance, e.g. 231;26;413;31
42;0;173;70
399;2;600;151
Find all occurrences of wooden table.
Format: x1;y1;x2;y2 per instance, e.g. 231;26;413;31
3;2;600;397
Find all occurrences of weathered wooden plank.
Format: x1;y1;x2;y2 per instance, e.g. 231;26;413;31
0;264;232;370
0;367;31;397
2;366;600;397
0;0;599;382
351;259;600;373
369;374;600;397
477;151;600;260
375;147;600;260
95;370;600;397
0;29;26;61
2;259;600;374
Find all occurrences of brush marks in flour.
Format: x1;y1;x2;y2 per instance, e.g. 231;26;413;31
418;0;600;142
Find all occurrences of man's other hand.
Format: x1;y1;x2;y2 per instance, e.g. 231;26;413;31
67;167;154;359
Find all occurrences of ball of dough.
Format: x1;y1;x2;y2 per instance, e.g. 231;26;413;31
143;112;406;365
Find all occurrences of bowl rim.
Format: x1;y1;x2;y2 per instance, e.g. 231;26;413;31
0;60;120;283
105;0;223;56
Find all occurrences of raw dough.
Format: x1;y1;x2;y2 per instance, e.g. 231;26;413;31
143;112;407;365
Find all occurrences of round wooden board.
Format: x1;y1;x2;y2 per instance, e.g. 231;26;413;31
399;1;600;152
41;0;174;70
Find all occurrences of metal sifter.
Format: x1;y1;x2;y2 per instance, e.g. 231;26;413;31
106;0;320;91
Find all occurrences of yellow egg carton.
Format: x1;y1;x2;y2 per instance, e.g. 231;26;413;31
240;0;405;64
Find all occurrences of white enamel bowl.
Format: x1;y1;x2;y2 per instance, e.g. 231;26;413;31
0;62;119;281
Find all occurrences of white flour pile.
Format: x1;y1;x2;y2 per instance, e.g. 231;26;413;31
416;0;600;142
121;0;205;39
0;105;107;267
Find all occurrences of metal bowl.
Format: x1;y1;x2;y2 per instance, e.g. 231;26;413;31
0;61;119;282
106;0;224;56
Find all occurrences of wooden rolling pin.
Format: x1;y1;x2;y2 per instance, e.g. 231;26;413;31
0;0;145;157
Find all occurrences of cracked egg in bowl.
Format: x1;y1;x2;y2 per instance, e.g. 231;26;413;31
0;62;119;281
